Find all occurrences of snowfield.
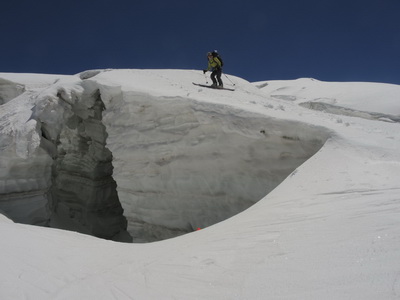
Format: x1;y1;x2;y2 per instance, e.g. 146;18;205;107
0;69;400;299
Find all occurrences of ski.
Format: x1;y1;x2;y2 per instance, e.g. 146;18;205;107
192;82;235;91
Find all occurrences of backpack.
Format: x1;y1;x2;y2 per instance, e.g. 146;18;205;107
212;51;224;67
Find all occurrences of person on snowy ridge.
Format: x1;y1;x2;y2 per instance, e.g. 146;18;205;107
203;51;223;88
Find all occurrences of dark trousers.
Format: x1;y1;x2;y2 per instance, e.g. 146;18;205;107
211;69;223;86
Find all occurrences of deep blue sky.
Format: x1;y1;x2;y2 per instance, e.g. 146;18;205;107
1;0;399;84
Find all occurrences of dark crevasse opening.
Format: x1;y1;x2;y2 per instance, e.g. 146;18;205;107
45;91;131;242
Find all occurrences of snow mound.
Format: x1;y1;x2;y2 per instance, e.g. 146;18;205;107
1;70;400;299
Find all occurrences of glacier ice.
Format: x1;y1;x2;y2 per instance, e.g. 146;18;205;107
0;77;25;105
0;71;331;242
100;91;330;241
1;76;130;241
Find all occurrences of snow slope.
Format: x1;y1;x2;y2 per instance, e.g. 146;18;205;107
0;69;400;299
255;78;400;122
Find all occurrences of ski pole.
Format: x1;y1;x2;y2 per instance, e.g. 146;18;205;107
224;73;235;86
204;71;209;84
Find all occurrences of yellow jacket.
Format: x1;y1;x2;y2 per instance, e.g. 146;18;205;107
206;57;222;71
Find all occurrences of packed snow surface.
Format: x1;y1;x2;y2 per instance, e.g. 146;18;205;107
1;69;400;299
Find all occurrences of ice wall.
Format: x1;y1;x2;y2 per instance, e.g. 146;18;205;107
1;72;330;243
0;78;130;242
0;92;52;226
96;86;331;242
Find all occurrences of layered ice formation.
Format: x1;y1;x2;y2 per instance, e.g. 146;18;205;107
1;74;130;241
100;92;329;241
0;70;331;242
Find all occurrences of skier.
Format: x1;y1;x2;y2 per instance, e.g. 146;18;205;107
203;51;223;88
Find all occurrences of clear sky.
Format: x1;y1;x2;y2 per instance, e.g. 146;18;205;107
1;0;399;84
